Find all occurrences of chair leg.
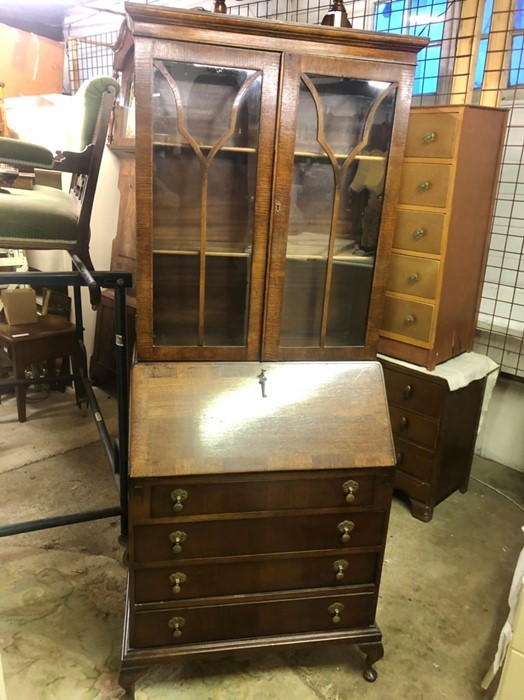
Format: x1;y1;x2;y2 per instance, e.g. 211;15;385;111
70;253;101;309
13;360;27;423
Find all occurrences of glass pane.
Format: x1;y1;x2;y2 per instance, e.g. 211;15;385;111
151;60;261;346
280;75;396;348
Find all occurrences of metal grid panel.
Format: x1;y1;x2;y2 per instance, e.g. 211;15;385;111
66;31;119;93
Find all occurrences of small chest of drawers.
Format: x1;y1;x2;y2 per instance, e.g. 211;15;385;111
378;105;507;370
119;361;396;694
380;356;487;522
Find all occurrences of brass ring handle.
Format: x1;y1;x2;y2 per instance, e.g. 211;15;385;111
399;416;409;431
169;572;187;595
168;616;185;638
404;314;415;325
169;530;187;555
423;131;436;143
337;520;355;543
403;384;413;399
413;227;425;240
342;479;359;504
418;180;430;192
328;603;345;624
333;559;349;581
170;488;188;513
408;273;419;285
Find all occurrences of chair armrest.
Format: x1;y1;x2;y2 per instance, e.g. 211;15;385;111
0;136;55;170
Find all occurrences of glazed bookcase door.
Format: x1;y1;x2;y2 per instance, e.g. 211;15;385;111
134;40;279;361
264;53;405;361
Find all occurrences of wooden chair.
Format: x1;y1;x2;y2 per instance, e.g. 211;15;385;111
0;76;120;308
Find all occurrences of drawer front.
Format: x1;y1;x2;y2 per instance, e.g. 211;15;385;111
388;405;439;450
145;471;380;519
394;470;431;504
387;254;439;299
381;295;434;343
393;209;446;256
133;551;381;603
131;591;377;648
398;163;452;208
133;510;387;563
404;111;459;159
393;436;435;482
382;365;445;418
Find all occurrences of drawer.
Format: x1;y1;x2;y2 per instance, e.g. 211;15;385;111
388;405;439;450
131;590;377;648
404;111;459;159
132;510;387;563
393;437;435;482
133;551;381;603
387;254;439;299
143;471;381;519
393;209;446;255
398;163;452;208
394;470;431;504
382;365;445;418
381;295;434;343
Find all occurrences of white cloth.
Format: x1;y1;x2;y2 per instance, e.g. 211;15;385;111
482;539;524;689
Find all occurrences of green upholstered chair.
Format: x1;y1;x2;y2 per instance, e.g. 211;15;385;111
0;76;120;307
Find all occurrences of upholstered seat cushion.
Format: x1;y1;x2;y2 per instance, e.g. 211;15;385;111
0;185;79;248
0;136;55;169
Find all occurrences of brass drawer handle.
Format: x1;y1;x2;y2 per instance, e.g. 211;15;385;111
399;416;409;431
169;572;187;595
328;603;345;624
422;131;436;143
333;559;349;581
171;488;188;513
169;530;187;555
403;384;413;399
337;520;355;543
168;616;185;639
408;273;419;285
404;314;415;326
413;227;425;240
342;479;359;503
418;180;430;192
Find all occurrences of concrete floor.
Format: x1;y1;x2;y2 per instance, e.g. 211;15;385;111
1;386;523;699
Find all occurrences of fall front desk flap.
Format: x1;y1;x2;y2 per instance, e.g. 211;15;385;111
129;362;395;478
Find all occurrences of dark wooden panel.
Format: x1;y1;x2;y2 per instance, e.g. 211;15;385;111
133;551;380;602
382;362;445;418
132;510;387;563
131;590;377;648
388;404;439;450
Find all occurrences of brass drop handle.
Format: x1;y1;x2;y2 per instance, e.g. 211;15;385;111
413;227;425;240
333;559;349;581
396;451;404;466
169;572;187;594
422;131;436;143
171;488;188;513
337;520;355;543
399;416;409;431
403;384;413;399
418;180;430;192
404;314;415;325
168;616;185;639
328;603;345;624
169;530;187;555
408;273;419;285
342;479;359;504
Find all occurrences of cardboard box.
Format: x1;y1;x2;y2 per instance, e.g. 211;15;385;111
1;288;38;325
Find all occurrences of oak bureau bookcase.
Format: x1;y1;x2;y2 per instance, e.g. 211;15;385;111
119;3;426;694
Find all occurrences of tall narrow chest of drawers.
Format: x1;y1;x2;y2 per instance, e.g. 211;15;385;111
378;105;507;370
119;361;396;694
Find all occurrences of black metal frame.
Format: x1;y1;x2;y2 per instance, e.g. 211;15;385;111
0;270;131;540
